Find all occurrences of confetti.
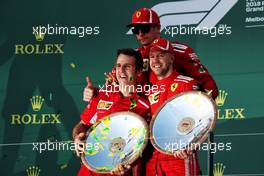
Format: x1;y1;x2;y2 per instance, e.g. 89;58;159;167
129;76;134;82
60;163;68;170
70;63;76;68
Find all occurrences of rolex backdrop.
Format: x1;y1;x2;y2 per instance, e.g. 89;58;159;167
0;0;263;175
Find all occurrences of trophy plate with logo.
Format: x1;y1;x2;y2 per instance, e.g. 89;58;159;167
81;111;148;173
150;91;217;154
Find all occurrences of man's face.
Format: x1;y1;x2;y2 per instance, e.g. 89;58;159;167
132;25;160;46
149;50;174;79
116;54;137;86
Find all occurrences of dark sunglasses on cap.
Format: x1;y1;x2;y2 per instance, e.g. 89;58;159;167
131;25;152;35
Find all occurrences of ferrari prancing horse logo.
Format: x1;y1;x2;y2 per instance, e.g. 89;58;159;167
170;83;178;92
136;11;141;18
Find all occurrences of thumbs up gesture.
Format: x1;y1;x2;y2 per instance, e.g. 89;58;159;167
83;76;95;102
86;76;93;88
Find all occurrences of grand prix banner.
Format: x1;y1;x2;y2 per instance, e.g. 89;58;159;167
0;0;264;175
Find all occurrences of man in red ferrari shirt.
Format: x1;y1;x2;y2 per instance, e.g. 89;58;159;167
127;7;218;99
72;48;150;176
145;38;201;176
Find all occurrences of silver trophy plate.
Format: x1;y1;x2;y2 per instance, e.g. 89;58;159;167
81;111;148;173
150;91;217;155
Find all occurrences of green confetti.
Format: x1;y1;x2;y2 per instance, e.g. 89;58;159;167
70;63;76;68
91;133;99;141
95;166;113;172
85;144;101;156
60;163;68;170
129;98;137;109
103;127;110;132
129;76;134;82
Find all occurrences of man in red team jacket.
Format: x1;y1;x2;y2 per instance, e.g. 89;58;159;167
145;38;201;176
73;49;150;176
127;7;218;99
83;8;218;101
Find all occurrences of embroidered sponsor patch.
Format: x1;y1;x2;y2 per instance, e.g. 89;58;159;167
170;83;178;92
97;100;113;110
136;11;141;18
148;91;160;105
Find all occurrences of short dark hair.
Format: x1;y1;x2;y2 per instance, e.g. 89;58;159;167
117;48;143;71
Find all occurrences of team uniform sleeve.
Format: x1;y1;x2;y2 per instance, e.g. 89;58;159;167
172;43;219;99
80;96;100;126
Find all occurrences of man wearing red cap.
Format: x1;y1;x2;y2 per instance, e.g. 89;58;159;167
125;7;218;99
145;38;201;176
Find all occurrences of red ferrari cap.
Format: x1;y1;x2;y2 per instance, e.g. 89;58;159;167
150;38;174;55
127;8;160;27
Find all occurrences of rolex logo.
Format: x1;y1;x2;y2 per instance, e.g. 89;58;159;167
11;95;62;125
30;96;44;111
34;29;45;41
215;90;228;106
213;163;225;176
26;166;41;176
